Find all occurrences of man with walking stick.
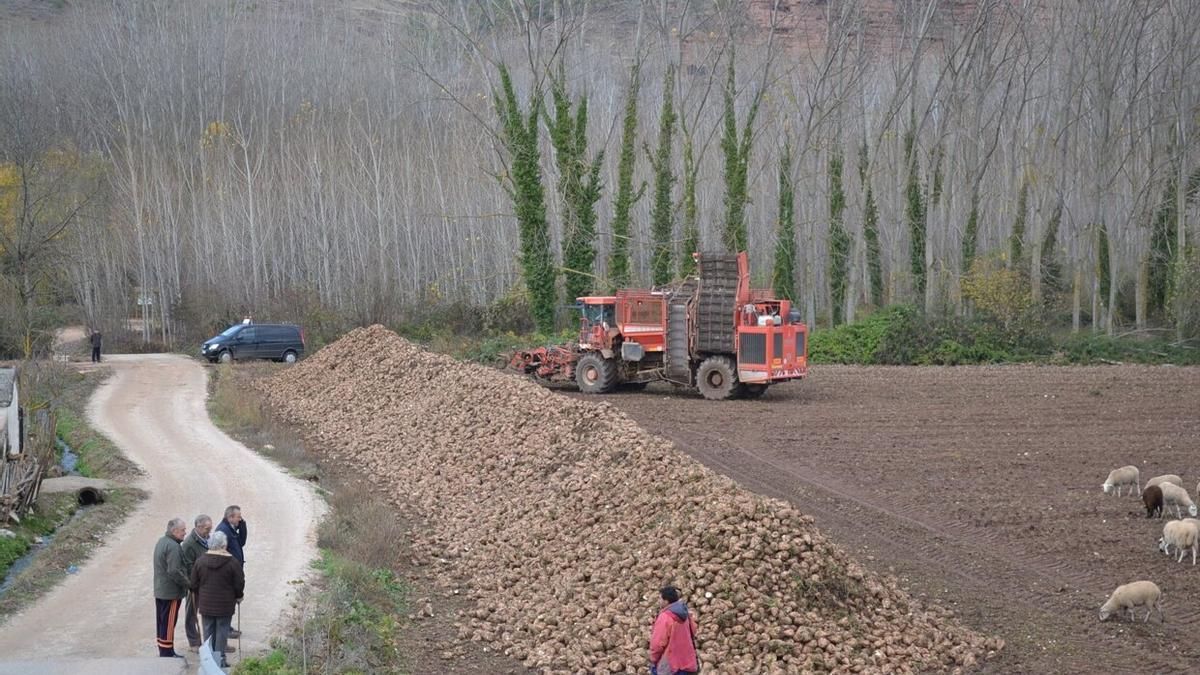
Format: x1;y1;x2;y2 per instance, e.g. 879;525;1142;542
190;530;244;670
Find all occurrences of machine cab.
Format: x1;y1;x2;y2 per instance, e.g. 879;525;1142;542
577;296;616;348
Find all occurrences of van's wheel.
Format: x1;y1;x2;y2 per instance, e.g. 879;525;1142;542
697;356;738;400
740;383;769;399
575;353;616;394
218;350;233;364
283;350;298;364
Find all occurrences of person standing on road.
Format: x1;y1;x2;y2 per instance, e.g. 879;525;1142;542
648;586;700;675
190;530;245;670
216;504;248;638
216;505;248;565
180;515;213;653
89;330;102;363
153;517;189;658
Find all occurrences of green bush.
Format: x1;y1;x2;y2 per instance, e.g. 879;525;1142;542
805;305;1200;366
233;649;298;675
1055;334;1200;365
0;536;32;581
809;306;922;365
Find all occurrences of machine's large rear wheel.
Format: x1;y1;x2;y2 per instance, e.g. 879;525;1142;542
575;353;617;394
696;356;738;400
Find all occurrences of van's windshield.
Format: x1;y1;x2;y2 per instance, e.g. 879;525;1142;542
219;325;244;337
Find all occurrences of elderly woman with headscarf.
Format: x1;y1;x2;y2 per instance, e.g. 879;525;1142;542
189;529;244;668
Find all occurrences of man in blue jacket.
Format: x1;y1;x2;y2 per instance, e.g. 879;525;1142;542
215;505;248;638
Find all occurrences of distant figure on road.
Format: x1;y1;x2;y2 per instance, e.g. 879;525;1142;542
152;517;189;658
180;514;213;653
648;586;699;675
89;330;102;363
216;505;248;639
190;530;244;670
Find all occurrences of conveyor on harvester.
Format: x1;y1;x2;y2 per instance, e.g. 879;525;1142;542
696;254;740;354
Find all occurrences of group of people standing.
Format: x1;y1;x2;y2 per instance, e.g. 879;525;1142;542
152;505;248;668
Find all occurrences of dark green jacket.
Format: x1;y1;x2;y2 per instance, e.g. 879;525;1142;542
180;530;209;576
153;534;189;600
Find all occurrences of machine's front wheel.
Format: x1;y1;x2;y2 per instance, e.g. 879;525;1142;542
696;356;739;400
575;353;617;394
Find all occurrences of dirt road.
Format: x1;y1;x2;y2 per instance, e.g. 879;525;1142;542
0;354;321;660
588;365;1200;674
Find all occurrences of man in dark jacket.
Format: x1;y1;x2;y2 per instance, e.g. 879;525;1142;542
180;515;213;652
215;505;248;565
89;330;102;363
153;518;189;658
191;530;245;669
215;505;248;639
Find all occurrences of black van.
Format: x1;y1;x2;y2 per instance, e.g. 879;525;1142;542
201;323;305;364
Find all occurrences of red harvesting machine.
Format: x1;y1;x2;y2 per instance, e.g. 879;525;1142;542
509;252;808;400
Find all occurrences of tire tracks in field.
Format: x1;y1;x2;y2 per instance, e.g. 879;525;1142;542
658;425;1195;674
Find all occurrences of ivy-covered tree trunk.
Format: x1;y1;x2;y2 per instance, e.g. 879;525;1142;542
1148;176;1177;317
828;149;849;324
961;189;980;283
608;64;642;289
1098;221;1112;333
1009;178;1029;268
1170;168;1200;336
548;75;604;304
1037;201;1063;301
649;66;677;286
773;138;796;302
903;124;926;298
925;144;944;315
858;142;883;307
680;136;700;277
496;65;555;333
720;53;760;253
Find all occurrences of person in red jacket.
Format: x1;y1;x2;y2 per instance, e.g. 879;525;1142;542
649;586;699;675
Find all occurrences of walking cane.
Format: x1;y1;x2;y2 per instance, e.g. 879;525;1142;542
236;600;242;664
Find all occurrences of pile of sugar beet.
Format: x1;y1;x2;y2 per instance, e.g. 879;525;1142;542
261;326;1001;673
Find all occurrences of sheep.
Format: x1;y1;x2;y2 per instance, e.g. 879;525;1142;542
1102;466;1140;496
1142;485;1164;519
1158;520;1200;565
1159;483;1198;519
1146;474;1184;489
1099;581;1163;622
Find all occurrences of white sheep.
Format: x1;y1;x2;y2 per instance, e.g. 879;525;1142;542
1146;474;1183;489
1099;580;1163;622
1158;520;1200;565
1159;483;1198;518
1102;465;1140;496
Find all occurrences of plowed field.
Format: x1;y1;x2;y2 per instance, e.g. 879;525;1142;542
585;365;1200;674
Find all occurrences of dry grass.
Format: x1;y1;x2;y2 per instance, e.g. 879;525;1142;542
207;363;319;481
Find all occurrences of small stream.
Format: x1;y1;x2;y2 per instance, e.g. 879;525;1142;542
56;438;80;475
0;438;89;595
0;531;59;595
